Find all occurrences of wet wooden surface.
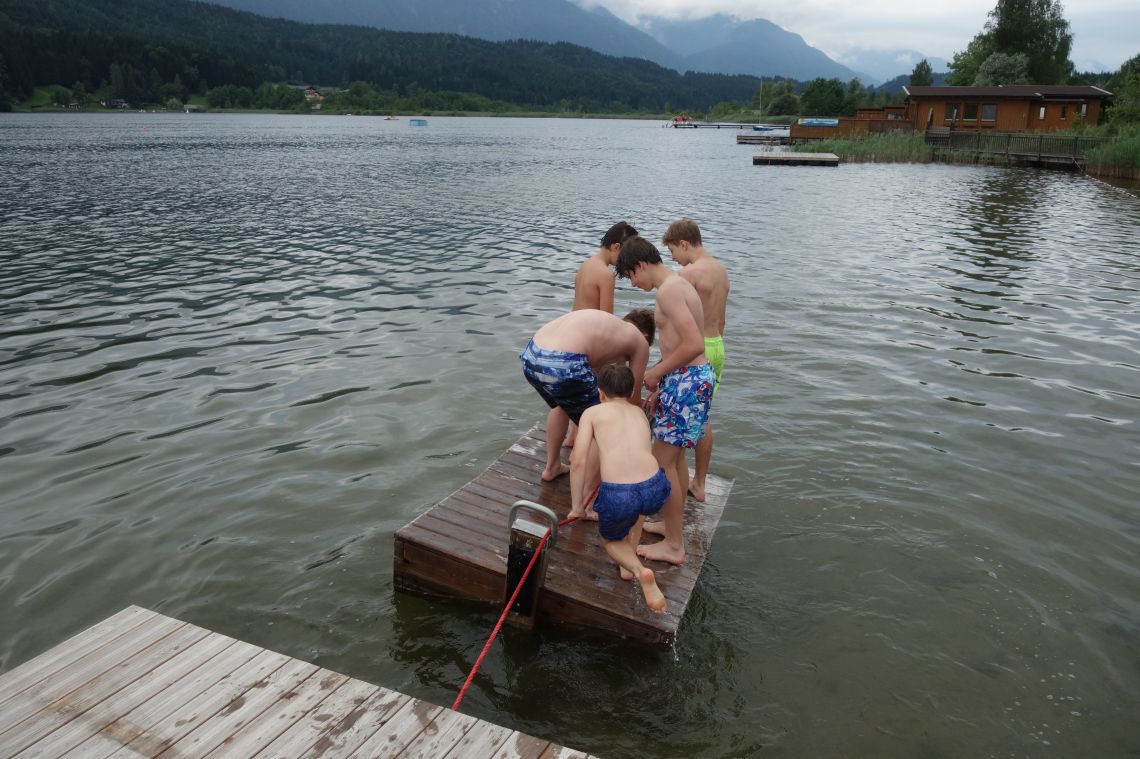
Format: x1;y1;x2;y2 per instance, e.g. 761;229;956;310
394;423;733;645
0;605;595;758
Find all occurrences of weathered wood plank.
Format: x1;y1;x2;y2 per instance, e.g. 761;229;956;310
346;698;441;756
396;706;478;758
297;686;411;758
255;677;379;758
441;719;515;758
489;733;557;759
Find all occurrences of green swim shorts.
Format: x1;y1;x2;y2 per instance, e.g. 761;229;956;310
704;336;725;394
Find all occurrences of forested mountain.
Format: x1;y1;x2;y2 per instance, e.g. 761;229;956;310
204;0;682;70
642;14;864;82
0;0;763;111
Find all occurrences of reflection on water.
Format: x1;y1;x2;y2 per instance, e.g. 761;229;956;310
1;114;1138;757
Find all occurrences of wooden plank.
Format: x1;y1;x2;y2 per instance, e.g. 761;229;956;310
441;719;515;758
0;613;186;743
1;622;211;756
396;706;478;758
255;678;379;758
345;698;441;756
489;733;555;759
201;668;351;757
297;686;411;758
753;152;839;166
0;606;157;714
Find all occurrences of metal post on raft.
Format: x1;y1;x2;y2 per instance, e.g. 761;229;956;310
504;500;558;630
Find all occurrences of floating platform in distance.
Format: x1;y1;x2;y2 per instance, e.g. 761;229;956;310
737;134;791;145
753;152;839;166
0;605;593;758
395;423;732;645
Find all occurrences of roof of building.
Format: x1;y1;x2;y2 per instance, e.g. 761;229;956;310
903;85;1113;100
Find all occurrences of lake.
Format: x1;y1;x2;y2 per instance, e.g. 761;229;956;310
0;113;1138;757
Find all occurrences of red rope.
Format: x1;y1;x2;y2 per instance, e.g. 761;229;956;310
451;483;599;711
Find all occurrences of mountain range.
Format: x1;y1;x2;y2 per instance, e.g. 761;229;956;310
202;0;940;84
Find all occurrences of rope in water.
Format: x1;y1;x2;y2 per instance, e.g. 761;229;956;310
451;482;600;712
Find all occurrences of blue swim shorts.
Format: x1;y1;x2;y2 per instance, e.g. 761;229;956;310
594;468;671;542
653;363;716;448
520;339;599;425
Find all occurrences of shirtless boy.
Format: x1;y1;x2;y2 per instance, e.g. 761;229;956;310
569;363;671;614
520;308;655;481
662;219;729;502
615;236;715;566
572;221;639;313
566;222;639;446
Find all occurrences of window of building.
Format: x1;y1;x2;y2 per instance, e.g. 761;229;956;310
1060;105;1068;119
1039;106;1046;120
946;103;959;121
981;104;997;121
1081;103;1088;117
964;103;978;121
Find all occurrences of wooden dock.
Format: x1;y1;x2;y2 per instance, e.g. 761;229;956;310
0;605;594;758
736;134;791;145
752;152;839;166
394;423;732;645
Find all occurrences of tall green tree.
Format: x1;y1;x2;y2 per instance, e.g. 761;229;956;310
948;33;997;85
910;59;933;87
948;0;1073;85
974;51;1031;85
799;77;845;117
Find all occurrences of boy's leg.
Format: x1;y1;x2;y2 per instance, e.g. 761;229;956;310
691;422;713;502
636;440;686;565
564;420;577;447
604;532;665;614
542;406;571;481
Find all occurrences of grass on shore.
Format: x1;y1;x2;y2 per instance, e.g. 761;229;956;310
1085;135;1140;175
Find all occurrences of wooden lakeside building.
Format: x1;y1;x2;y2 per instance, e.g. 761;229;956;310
394;423;732;645
0;606;594;757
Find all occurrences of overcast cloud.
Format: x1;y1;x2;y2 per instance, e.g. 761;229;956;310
581;0;1138;71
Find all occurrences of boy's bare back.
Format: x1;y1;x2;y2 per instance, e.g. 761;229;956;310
580;401;659;485
679;256;729;337
573;254;616;312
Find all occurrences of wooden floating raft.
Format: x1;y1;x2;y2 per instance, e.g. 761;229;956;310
736;134;791;145
0;605;594;758
394;423;732;645
752;152;840;166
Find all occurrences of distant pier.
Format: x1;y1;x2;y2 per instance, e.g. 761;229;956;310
753;152;839;166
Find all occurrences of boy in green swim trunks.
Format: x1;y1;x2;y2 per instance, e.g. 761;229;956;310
569;363;671;613
662;219;729;503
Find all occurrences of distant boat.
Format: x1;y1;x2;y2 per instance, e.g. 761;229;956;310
409;118;428;127
384;115;399;120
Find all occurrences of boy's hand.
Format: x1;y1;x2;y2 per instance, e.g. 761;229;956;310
643;365;663;392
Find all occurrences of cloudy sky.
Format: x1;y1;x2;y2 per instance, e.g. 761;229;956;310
582;0;1137;71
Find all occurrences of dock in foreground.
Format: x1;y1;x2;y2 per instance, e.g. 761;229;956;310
394;423;732;645
753;152;839;166
0;605;592;758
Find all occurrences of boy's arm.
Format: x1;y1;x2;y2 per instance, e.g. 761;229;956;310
599;273;615;315
644;282;705;391
628;331;649;404
568;410;596;517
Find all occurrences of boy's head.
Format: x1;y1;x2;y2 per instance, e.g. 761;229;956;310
597;362;635;400
615;236;662;282
601;221;639;250
623;308;655;347
662;218;702;247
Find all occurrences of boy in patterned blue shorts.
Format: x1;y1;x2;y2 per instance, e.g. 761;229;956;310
615;236;715;566
570;363;671;613
520;308;655;482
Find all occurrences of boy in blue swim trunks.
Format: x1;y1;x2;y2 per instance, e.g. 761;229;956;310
521;308;655;482
616;236;715;566
570;363;671;614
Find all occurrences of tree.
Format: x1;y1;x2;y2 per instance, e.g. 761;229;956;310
949;0;1072;85
974;52;1031;85
766;91;799;116
948;33;997;85
910;59;933;87
799;78;846;117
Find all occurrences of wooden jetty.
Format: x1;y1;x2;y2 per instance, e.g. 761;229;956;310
394;423;732;645
752;152;839;167
736;134;791;146
0;605;594;758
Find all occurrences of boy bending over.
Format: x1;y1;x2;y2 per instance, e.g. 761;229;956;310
569;363;671;614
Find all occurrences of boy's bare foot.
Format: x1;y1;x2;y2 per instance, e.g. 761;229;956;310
563;435;576;448
541;462;570;481
619;566;634;581
637;542;685;565
642;520;665;536
639;568;666;614
582;507;598;521
688;483;706;502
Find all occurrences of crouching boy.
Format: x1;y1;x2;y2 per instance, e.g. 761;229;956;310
569;363;672;614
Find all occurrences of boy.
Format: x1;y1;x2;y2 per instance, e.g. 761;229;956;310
566;221;639;447
520;308;656;481
615;236;715;566
569;363;671;614
572;221;640;313
662;219;729;502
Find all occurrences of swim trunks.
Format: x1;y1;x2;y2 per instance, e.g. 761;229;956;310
594;468;671;542
653;363;715;448
519;339;599;424
704;336;725;395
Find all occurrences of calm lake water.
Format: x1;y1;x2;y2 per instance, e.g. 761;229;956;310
1;113;1138;757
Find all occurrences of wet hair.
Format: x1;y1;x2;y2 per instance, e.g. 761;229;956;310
597;363;634;398
601;221;639;249
662;218;702;246
615;236;662;279
623;308;655;348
